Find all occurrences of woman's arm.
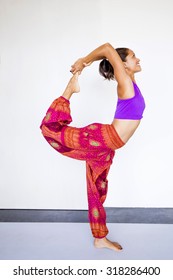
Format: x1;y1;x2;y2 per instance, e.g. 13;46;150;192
70;43;108;74
70;43;129;86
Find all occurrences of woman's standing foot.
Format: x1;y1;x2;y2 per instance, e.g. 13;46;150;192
94;237;123;252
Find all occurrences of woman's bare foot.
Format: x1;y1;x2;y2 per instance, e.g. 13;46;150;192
94;237;123;252
68;72;80;93
62;72;80;100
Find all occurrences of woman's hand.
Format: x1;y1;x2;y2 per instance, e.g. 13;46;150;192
70;58;92;75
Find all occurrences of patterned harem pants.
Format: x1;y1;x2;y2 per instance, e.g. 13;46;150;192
40;96;124;238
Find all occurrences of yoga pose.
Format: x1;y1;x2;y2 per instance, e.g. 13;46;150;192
40;43;145;251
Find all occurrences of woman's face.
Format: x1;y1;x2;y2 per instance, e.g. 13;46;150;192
124;49;141;74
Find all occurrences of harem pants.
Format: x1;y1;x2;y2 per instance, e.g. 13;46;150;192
40;96;124;238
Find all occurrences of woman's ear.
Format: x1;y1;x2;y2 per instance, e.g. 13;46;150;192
123;62;128;69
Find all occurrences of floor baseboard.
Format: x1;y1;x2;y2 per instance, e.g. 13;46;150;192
0;207;173;223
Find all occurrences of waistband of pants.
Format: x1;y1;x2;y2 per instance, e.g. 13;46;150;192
101;124;125;150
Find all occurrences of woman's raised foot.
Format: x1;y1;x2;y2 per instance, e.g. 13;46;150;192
62;72;80;100
67;72;80;93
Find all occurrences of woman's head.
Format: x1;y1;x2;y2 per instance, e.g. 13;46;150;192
99;48;141;80
99;48;129;80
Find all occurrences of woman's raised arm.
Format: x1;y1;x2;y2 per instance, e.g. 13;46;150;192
70;43;108;74
70;43;129;86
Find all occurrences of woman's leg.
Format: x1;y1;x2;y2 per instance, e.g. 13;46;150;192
86;156;123;252
40;73;80;154
86;161;110;238
82;123;124;251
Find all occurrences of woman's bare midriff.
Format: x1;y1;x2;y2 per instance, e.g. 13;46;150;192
112;118;141;144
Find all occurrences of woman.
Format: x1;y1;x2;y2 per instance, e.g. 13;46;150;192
40;43;145;252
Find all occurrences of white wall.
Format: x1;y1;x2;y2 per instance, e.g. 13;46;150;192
0;0;173;209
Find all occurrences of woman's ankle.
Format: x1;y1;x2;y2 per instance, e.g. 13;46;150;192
62;89;73;100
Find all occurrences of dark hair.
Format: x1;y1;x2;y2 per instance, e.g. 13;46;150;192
99;48;129;80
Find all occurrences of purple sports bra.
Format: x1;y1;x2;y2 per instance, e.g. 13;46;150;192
114;82;146;120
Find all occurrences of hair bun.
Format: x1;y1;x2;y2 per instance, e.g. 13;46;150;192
99;59;114;80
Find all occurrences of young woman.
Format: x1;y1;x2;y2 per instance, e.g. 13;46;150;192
40;43;145;252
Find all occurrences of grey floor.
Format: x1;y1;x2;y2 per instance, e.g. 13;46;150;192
0;222;173;260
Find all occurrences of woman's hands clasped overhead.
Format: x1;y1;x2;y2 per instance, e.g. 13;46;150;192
70;58;92;75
